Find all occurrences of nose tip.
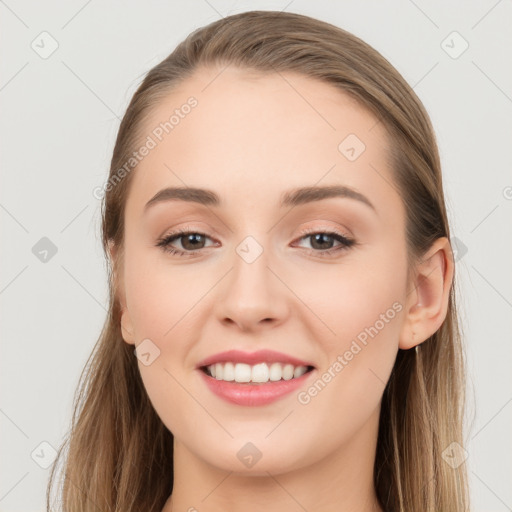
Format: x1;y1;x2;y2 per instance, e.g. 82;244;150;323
215;249;291;332
222;315;278;332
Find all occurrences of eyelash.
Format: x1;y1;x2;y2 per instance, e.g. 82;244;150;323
155;226;356;259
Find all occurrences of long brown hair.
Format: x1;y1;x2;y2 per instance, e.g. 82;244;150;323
47;10;470;511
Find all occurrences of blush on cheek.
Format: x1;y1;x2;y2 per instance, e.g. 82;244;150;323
327;292;403;369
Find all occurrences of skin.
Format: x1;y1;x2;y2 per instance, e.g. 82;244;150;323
110;66;454;512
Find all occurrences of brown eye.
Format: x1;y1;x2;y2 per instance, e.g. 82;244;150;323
156;230;215;257
178;233;207;250
308;233;337;250
294;229;356;258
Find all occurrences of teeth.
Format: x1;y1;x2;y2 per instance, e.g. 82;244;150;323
206;362;310;383
251;363;268;383
223;362;235;381
235;363;251;382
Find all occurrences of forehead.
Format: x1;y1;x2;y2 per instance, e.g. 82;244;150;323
125;65;398;218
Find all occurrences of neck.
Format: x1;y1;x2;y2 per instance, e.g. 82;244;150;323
162;406;384;512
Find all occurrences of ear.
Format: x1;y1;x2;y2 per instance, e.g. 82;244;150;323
399;237;454;350
108;241;136;346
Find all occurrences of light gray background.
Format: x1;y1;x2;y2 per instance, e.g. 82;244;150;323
1;1;511;511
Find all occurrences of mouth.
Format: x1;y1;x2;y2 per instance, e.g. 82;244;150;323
198;362;317;406
199;362;316;385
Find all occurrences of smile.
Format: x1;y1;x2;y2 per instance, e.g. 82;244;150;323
198;364;316;406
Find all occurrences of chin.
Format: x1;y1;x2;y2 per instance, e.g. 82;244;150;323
196;441;312;477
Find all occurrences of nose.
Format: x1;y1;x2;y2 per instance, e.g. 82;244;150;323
215;243;290;332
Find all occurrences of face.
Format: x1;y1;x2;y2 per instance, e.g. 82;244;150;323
116;66;411;475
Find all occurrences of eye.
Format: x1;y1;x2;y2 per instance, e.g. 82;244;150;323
293;227;356;257
156;228;216;257
155;227;356;258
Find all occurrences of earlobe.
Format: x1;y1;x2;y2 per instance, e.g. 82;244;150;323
399;237;454;350
120;306;136;345
108;240;135;345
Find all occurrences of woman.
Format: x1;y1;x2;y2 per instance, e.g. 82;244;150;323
47;10;470;512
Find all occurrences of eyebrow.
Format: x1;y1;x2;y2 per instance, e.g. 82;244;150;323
143;185;376;213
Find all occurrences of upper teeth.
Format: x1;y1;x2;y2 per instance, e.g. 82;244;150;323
207;362;309;383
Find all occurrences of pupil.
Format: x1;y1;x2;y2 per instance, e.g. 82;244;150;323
311;233;333;250
183;234;204;250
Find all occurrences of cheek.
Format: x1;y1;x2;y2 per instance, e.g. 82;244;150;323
292;272;405;452
122;250;206;434
293;245;406;412
123;246;206;341
288;245;407;351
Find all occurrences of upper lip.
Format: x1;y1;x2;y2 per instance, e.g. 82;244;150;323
196;349;315;369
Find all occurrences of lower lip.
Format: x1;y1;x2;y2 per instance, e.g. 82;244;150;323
198;368;315;406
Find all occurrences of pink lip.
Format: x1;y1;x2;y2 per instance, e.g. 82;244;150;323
198;367;316;406
195;349;314;369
